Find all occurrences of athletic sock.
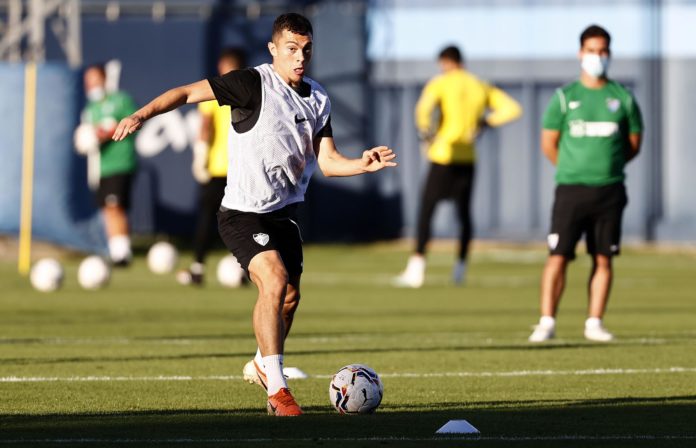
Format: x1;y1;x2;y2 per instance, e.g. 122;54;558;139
585;317;602;329
405;255;425;277
539;315;556;329
254;348;264;368
263;354;288;396
108;235;132;263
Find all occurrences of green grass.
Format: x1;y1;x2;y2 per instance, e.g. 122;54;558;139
1;243;696;447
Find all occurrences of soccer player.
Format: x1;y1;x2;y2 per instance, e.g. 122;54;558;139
177;48;247;286
528;25;643;343
79;65;138;266
112;13;397;416
394;46;522;288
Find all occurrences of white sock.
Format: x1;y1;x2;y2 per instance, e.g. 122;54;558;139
254;348;264;367
585;317;602;329
108;235;132;263
539;315;556;329
263;354;287;396
405;255;425;277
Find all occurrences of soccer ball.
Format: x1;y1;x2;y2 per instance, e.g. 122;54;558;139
147;242;178;274
78;256;111;290
30;258;64;292
217;254;245;288
329;364;383;414
73;123;99;155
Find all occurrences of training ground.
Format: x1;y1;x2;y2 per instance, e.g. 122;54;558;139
1;241;695;447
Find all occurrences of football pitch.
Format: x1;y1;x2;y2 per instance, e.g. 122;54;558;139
1;243;695;447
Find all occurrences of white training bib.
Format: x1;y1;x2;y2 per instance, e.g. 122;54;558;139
221;63;331;213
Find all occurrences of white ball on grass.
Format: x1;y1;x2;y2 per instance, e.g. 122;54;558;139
78;256;111;290
147;242;178;274
329;364;384;414
217;254;245;288
30;258;64;292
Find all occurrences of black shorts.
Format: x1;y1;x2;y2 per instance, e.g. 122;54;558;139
217;204;303;276
97;173;133;209
548;183;628;259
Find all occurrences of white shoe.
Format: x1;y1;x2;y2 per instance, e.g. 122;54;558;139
528;324;555;342
393;255;425;288
584;319;614;342
528;316;556;342
242;359;268;391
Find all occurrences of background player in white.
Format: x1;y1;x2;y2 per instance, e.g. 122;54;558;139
113;13;397;416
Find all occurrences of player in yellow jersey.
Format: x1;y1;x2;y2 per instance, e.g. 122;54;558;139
395;46;522;288
178;48;247;286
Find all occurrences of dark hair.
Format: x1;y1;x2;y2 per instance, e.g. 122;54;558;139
580;25;611;48
219;47;247;68
85;64;106;77
272;13;313;40
438;45;463;64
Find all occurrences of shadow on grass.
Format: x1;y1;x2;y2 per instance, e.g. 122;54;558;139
1;396;696;448
1;340;659;366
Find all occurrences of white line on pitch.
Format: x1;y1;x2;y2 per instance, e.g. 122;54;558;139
2;366;696;383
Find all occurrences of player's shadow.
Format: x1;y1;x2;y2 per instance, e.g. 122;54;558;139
2;395;695;446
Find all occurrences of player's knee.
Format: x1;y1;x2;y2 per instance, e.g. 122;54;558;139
260;266;289;298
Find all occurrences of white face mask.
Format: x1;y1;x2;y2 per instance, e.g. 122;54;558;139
581;53;610;78
86;87;106;102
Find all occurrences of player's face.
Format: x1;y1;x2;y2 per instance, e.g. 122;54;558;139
268;29;313;87
579;36;610;58
83;68;105;92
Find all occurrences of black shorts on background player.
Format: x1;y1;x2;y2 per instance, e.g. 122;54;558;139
549;182;627;259
97;173;133;209
217;204;303;276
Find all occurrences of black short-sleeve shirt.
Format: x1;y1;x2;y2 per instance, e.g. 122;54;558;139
208;68;333;137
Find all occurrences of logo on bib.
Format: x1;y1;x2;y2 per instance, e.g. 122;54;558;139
253;233;270;246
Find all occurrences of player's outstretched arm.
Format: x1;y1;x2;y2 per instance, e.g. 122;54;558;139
315;137;397;177
112;80;215;141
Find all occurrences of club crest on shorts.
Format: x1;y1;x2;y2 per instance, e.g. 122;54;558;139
253;233;270;246
547;233;559;250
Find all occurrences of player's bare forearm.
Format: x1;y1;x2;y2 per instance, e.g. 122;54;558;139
541;129;561;166
316;138;397;177
113;80;214;141
626;133;642;162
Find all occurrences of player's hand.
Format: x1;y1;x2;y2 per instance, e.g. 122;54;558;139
361;146;397;172
112;114;144;141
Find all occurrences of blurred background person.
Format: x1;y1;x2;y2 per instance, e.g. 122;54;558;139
177;47;248;286
394;45;522;288
74;64;137;266
528;25;643;343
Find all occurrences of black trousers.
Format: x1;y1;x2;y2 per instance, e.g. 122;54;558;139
416;162;475;260
193;177;227;264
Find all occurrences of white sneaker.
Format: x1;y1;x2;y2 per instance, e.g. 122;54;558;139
242;359;268;391
584;318;614;342
528;324;555;342
528;316;556;342
393;255;425;288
